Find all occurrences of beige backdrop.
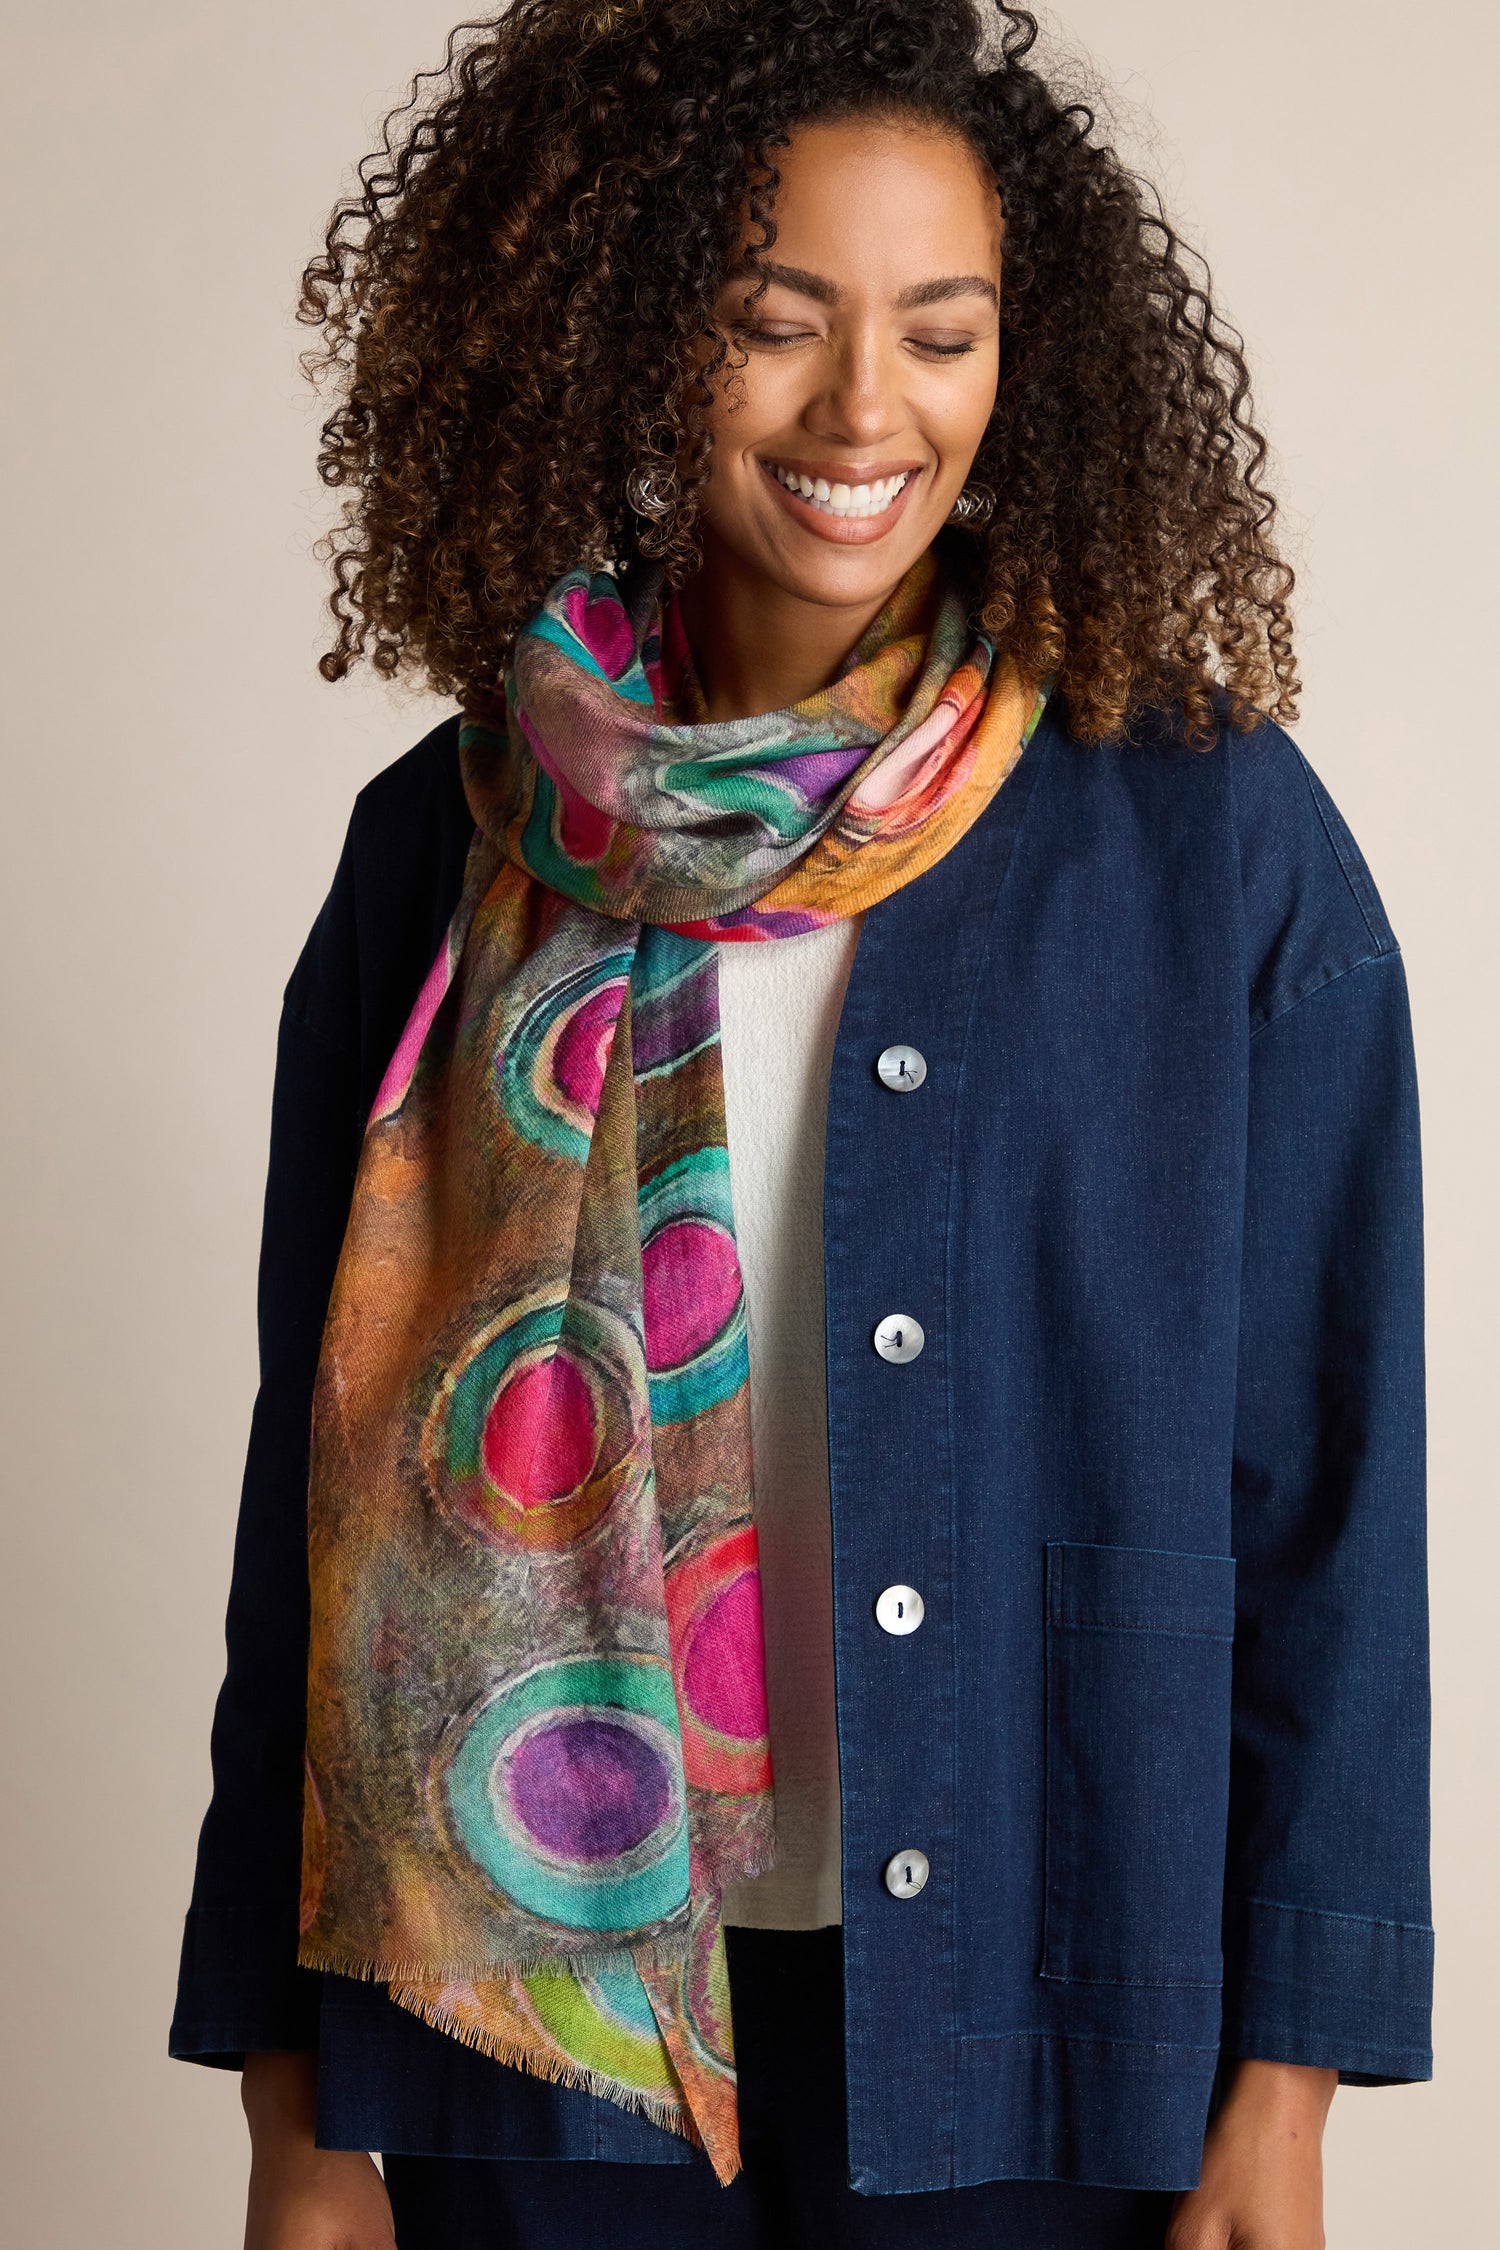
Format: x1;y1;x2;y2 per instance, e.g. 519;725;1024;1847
1;4;1494;2242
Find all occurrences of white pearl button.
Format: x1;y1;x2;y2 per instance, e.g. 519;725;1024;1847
875;1584;925;1636
876;1044;927;1093
873;1313;925;1364
884;1848;931;1899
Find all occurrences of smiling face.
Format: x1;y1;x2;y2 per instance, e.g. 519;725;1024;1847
697;114;1003;613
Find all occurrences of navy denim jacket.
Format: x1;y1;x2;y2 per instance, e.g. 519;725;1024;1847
169;695;1432;2196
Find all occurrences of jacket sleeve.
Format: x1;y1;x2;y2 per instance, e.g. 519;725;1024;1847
168;828;364;2068
1221;930;1433;2084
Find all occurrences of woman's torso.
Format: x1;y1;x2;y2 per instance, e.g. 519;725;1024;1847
172;692;1429;2193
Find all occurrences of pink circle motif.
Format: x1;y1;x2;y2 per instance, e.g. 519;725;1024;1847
552;984;623;1115
642;1220;741;1372
481;1355;600;1512
666;1525;771;1793
682;1571;769;1742
562;584;638;681
555;775;614;863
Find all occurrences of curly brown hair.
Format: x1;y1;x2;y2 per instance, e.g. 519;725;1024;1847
299;0;1297;744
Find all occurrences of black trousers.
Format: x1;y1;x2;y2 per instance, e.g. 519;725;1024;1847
383;1928;1175;2249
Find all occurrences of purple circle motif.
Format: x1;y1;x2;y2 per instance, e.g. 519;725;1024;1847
507;1717;672;1862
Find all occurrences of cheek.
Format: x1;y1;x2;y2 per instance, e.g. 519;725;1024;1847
701;351;789;454
919;356;999;460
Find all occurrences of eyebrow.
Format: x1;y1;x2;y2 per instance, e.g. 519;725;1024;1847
724;258;998;312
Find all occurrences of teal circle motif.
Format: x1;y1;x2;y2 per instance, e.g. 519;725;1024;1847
498;952;633;1163
441;1301;565;1482
423;1294;647;1553
639;1149;749;1425
442;1655;690;1931
582;1963;663;2041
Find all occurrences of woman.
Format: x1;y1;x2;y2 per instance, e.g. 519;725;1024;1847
169;3;1432;2246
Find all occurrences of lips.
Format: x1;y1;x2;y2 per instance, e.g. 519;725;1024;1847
764;460;910;518
756;455;925;544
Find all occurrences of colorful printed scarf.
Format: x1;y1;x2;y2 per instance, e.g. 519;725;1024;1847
296;539;1048;2181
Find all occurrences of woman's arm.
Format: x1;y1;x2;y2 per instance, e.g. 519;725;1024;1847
1180;720;1433;2244
1168;2059;1337;2250
241;2054;395;2250
1220;945;1432;2082
171;722;471;2069
173;894;378;2240
175;846;394;2248
1181;817;1429;2246
170;728;473;2239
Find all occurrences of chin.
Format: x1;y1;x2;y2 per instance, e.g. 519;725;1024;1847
757;530;934;604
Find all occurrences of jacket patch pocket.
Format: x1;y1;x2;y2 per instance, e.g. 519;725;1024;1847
1041;1541;1235;1988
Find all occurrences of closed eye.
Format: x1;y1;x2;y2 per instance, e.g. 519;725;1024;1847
731;323;979;360
730;324;814;348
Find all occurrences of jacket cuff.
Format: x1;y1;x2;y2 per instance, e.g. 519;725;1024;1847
168;1906;323;2068
1221;1895;1433;2085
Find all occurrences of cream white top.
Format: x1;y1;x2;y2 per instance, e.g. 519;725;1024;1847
716;916;862;1930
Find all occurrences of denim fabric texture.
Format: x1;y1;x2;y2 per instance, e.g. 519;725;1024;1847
169;694;1432;2197
381;1927;1175;2246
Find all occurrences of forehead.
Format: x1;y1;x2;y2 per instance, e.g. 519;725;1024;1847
730;116;1002;285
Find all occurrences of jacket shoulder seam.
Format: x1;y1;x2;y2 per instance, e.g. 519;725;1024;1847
1249;947;1402;1042
1290;739;1396;959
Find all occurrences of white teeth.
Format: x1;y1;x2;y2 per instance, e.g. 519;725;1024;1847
769;463;911;517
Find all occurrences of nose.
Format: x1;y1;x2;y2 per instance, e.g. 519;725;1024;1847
802;326;904;450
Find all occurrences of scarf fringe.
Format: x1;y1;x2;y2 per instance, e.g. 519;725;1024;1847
296;1932;693;1986
386;1982;742;2186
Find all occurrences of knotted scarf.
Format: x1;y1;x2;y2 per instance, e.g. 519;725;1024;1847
296;536;1048;2181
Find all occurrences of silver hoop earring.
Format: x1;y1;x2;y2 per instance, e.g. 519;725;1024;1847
625;465;677;520
946;481;995;527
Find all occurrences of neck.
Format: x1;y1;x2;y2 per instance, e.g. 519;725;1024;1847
674;532;927;722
